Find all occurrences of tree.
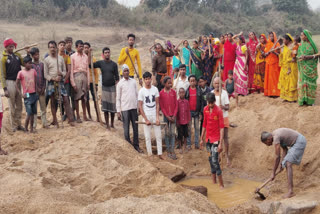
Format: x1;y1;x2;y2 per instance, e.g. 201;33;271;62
272;0;309;14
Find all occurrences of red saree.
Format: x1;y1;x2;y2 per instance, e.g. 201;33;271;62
223;39;237;81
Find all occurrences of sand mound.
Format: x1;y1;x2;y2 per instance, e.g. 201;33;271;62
0;120;220;214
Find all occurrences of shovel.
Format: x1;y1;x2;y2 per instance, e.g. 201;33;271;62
255;170;282;200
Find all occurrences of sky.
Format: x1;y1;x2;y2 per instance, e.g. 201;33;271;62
116;0;320;9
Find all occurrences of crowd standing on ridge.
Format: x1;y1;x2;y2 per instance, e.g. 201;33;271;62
0;29;316;198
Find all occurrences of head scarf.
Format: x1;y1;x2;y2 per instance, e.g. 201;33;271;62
260;34;267;43
122;64;129;72
3;38;17;48
286;33;294;42
303;29;318;53
249;32;258;43
268;32;277;43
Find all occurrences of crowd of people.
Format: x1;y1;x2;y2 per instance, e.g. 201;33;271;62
0;30;316;197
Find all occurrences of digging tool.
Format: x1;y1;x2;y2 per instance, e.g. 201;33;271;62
14;43;38;53
126;49;142;86
90;51;103;124
254;170;282;200
56;49;64;128
135;121;167;126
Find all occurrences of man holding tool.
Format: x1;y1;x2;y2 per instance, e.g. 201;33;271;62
259;128;307;199
118;33;142;86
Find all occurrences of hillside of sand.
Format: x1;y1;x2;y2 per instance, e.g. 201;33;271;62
0;22;320;213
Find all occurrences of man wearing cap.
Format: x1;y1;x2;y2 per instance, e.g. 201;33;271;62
116;64;142;153
88;47;119;129
0;38;28;132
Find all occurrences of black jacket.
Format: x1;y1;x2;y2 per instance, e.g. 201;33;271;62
185;86;203;115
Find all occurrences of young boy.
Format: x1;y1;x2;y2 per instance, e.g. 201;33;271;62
200;93;225;187
0;94;7;155
185;75;203;150
159;76;178;160
30;48;48;129
138;71;163;159
198;76;212;135
176;88;191;154
224;70;238;106
16;56;37;133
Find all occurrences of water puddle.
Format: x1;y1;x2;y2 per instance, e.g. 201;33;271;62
179;177;262;209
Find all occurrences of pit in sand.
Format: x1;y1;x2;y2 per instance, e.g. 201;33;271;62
179;177;262;209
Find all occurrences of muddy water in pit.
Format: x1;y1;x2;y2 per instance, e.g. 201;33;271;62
179;177;262;209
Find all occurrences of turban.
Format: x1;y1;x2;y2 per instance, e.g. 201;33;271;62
3;38;17;48
122;64;129;72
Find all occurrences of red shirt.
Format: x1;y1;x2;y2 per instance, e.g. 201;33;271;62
202;105;224;143
17;69;37;94
189;87;197;111
176;99;191;125
159;88;178;117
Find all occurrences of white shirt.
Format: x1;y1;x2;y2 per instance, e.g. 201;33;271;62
138;86;159;116
116;78;138;112
174;76;190;98
212;89;229;118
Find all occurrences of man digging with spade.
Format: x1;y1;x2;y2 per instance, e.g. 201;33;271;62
259;128;307;198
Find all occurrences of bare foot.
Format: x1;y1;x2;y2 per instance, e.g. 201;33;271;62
226;157;231;167
30;130;38;134
76;118;82;123
43;125;49;129
106;125;110;130
158;155;164;160
282;192;295;199
84;117;91;121
69;122;75;127
219;184;225;189
0;149;8;155
110;124;115;129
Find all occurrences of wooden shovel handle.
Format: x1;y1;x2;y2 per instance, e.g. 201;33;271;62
257;170;282;191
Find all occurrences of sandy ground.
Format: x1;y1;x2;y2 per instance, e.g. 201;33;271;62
0;21;320;213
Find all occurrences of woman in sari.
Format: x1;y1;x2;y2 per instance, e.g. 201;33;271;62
247;32;259;93
189;40;203;79
233;34;249;96
264;32;281;97
201;36;214;84
253;34;267;93
278;34;298;102
223;33;237;81
297;30;319;106
178;40;191;76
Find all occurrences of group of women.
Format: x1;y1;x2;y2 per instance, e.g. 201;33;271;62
229;30;318;106
176;30;318;106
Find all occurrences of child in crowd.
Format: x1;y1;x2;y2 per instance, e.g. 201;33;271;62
0;94;6;155
224;70;238;106
30;47;48;129
138;71;163;159
16;56;38;133
159;76;178;160
176;88;190;153
198;76;212;135
185;75;203;150
200;93;225;187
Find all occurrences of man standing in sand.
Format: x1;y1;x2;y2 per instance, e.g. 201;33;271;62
116;64;142;153
152;43;174;92
70;40;90;123
44;41;75;127
173;64;190;98
259;128;307;198
0;38;27;132
212;77;230;166
118;34;142;86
